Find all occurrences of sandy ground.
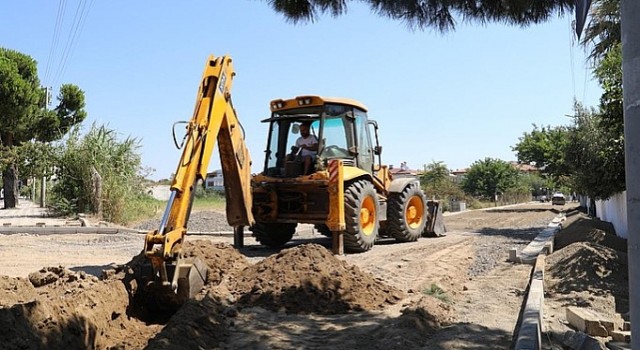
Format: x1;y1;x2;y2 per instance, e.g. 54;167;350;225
1;201;619;350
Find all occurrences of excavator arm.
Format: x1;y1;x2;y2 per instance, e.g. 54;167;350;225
141;55;254;305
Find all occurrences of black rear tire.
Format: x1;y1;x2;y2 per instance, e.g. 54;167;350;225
343;180;379;253
387;183;427;242
251;222;296;248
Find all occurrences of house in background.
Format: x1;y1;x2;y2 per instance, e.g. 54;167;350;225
509;162;538;174
390;162;417;178
450;168;468;183
205;170;224;192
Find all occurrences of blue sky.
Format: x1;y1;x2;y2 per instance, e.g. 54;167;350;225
2;1;600;179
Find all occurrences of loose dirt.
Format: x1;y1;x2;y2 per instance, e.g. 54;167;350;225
231;243;404;314
2;202;616;350
0;266;161;350
543;208;629;347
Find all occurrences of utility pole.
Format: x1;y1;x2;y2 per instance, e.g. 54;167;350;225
40;87;51;208
621;1;640;347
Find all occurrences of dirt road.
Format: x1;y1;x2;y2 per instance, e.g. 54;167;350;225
0;202;564;349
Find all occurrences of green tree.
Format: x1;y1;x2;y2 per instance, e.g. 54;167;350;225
419;161;468;210
462;158;519;200
512;124;570;180
420;161;450;186
517;172;554;197
554;46;623;201
594;42;623;136
0;47;86;208
565;105;624;200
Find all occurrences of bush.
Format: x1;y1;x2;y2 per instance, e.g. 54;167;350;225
422;180;473;212
51;123;147;224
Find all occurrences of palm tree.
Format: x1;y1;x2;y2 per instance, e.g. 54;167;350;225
580;0;620;63
265;0;574;32
266;0;619;64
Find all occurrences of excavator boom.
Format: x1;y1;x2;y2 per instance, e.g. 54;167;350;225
140;55;254;308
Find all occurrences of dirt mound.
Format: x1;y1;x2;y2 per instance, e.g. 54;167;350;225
123;240;249;288
554;210;626;252
546;242;628;297
394;295;454;335
0;241;247;350
182;240;250;285
231;243;404;314
0;241;436;349
0;275;37;307
0;267;160;350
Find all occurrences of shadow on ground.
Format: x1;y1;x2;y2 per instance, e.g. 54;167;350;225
143;292;515;350
69;264;116;277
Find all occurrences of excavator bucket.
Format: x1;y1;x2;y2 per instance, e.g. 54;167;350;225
133;256;208;317
172;256;208;301
423;200;446;237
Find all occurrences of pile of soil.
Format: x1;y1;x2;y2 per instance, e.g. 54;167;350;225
554;209;627;252
231;243;404;314
544;211;630;329
549;209;628;299
546;242;628;297
0;266;160;350
182;240;251;285
393;296;454;336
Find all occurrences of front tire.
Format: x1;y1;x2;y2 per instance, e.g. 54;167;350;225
343;180;379;252
387;183;427;242
251;223;296;248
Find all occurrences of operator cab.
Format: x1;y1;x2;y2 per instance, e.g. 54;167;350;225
262;96;380;178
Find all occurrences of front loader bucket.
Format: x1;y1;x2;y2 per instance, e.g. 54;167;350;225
423;200;446;237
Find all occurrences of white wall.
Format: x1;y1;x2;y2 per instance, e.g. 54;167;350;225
595;191;628;238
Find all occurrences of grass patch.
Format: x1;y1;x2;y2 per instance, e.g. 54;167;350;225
423;283;451;303
115;192;226;226
119;196;164;225
192;192;226;211
108;188;226;226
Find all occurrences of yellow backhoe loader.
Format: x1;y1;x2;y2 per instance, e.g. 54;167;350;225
139;54;445;308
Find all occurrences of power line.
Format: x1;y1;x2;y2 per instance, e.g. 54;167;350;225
43;0;67;85
51;0;87;87
567;15;577;103
51;0;94;88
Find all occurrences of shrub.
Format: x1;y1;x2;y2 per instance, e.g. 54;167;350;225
51;123;148;224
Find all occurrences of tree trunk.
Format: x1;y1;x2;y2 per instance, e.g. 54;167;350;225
90;166;102;215
2;163;19;209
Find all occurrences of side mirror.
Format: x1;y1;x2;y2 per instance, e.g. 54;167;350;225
291;123;300;134
374;146;383;155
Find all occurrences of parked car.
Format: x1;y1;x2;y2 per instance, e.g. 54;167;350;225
551;192;566;205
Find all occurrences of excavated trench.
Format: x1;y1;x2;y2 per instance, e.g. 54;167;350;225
0;240;411;349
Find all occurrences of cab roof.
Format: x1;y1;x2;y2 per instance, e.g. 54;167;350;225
269;95;368;113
